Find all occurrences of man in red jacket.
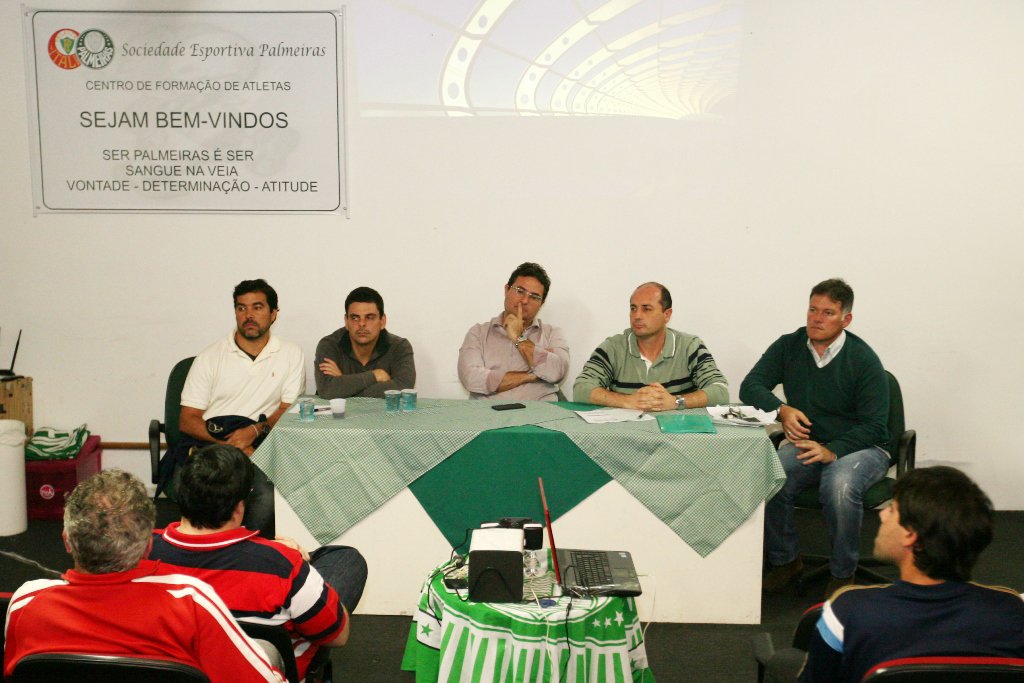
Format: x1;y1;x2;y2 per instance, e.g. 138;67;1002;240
4;469;283;682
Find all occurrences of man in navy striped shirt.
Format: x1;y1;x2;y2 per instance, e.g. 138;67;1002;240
789;467;1024;683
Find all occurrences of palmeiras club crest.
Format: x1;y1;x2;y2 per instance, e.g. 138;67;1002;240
47;27;114;70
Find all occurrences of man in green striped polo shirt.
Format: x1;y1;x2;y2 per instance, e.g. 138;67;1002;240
573;281;729;411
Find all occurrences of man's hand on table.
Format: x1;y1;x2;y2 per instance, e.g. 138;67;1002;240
593;385;669;411
632;384;674;411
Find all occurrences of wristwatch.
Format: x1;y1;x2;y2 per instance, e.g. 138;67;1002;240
675;396;686;410
513;334;528;349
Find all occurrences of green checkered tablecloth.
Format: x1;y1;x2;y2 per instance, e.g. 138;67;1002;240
251;398;572;545
253;399;784;557
401;559;655;683
539;410;785;557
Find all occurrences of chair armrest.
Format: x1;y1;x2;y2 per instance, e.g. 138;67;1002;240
792;603;824;650
308;647;333;683
896;430;916;477
864;655;1024;681
751;631;775;682
149;419;164;485
239;622;299;683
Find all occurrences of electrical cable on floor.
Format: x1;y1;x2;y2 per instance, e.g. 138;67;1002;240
0;550;61;578
639;572;655;642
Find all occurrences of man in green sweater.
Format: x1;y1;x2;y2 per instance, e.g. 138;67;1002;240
574;282;729;410
740;278;890;598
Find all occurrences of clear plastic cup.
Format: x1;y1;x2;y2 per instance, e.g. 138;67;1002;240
400;389;417;412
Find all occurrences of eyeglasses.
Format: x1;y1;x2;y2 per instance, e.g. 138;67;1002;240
509;285;543;303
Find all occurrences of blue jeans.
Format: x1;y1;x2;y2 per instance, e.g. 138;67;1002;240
765;442;890;578
310;545;368;614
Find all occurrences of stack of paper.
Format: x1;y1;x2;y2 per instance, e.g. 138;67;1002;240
573;408;654;424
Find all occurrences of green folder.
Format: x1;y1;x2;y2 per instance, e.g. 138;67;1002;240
656;413;717;434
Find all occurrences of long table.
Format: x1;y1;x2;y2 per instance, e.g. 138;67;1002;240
254;398;784;623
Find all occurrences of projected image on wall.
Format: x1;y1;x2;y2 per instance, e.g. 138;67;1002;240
357;0;744;119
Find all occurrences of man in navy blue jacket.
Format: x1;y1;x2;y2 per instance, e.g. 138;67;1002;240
793;466;1024;683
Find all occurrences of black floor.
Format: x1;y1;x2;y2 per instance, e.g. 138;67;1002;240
3;503;1023;682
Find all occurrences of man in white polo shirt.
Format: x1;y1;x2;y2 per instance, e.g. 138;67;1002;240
179;278;304;454
155;278;304;500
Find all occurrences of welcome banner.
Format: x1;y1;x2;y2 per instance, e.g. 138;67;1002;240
23;9;346;214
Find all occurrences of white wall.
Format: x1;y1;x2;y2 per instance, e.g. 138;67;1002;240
2;1;1023;506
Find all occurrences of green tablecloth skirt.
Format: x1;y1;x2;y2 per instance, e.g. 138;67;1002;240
401;560;656;683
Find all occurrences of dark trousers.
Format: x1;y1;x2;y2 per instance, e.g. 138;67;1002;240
311;546;368;613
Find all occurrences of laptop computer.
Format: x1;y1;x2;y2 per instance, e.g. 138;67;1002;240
538;477;642;598
555;547;642;597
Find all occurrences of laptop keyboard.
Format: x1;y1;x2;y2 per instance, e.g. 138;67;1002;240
569;550;613;588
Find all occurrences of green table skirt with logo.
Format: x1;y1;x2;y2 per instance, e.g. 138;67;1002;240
401;558;655;683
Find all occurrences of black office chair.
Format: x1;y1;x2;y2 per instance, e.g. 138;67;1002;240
147;355;275;537
863;656;1024;681
11;653;210;682
753;602;824;682
240;622;333;683
770;370;917;591
754;612;1024;683
1;591;11;658
149;356;196;489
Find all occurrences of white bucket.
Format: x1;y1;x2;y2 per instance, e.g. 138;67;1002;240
0;419;28;536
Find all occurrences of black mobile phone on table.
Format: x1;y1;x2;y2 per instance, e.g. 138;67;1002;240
492;402;526;411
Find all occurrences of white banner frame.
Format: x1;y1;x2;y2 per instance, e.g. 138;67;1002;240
22;8;347;215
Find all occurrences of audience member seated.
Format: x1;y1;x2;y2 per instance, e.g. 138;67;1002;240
458;261;569;401
3;470;283;682
148;443;368;680
573;281;728;410
765;466;1024;683
315;286;415;398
